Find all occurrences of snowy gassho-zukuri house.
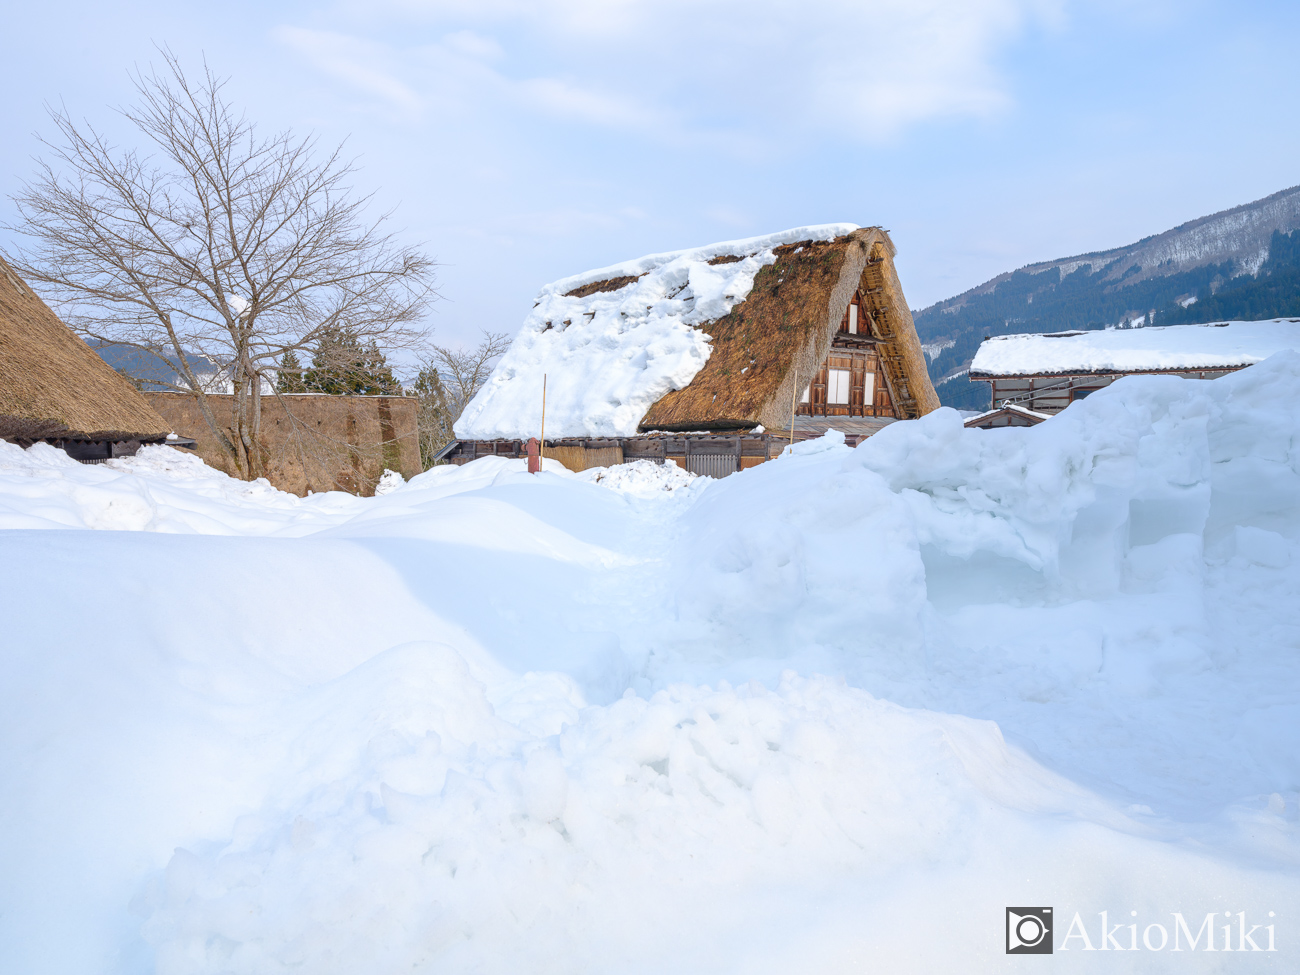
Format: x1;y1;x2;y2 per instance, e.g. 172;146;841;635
968;318;1300;415
444;225;940;476
0;256;178;462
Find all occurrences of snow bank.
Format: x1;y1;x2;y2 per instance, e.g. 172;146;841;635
137;670;1241;975
455;224;858;440
4;354;1300;972
0;441;361;534
577;457;702;496
655;353;1300;812
0;444;590;535
970;318;1300;376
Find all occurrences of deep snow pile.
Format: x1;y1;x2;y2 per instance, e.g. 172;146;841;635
3;354;1300;974
454;224;858;440
577;457;702;496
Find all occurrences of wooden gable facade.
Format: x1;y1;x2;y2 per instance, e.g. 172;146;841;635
798;291;896;419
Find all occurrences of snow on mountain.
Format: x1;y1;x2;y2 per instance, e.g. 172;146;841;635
4;353;1300;972
1029;183;1300;285
937;184;1300;315
922;337;956;360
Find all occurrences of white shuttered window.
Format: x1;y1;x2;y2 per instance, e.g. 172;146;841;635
828;368;851;404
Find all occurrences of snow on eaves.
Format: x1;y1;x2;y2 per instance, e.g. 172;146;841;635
454;224;859;440
963;402;1051;425
970;318;1300;377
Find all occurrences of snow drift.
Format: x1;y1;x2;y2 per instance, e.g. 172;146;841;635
2;354;1300;973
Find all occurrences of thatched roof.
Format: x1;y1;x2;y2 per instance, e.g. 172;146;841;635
455;225;938;439
642;227;938;430
0;256;171;443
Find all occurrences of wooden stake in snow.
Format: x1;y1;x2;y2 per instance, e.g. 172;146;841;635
789;369;798;448
539;373;547;470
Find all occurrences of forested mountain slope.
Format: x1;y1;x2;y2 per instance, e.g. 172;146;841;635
916;184;1300;409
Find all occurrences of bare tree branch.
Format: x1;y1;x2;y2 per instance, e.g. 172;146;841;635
412;330;509;467
2;47;438;479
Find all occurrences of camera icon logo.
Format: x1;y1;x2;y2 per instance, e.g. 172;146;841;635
1006;907;1053;954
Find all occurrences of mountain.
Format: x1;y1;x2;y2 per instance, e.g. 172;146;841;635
915;184;1300;409
93;342;223;391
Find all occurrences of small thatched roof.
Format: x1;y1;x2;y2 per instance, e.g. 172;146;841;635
456;225;938;439
0;256;171;443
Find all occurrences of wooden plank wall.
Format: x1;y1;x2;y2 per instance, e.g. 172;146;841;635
987;368;1243;413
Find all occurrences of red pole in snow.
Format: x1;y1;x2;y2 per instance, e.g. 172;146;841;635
527;437;540;474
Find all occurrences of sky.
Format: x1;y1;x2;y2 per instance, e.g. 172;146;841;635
2;0;1299;359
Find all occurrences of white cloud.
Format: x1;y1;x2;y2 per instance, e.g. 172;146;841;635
289;0;1061;143
441;30;504;61
516;77;670;130
275;27;423;116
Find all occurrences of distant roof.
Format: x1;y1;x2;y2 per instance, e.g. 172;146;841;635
457;224;935;440
0;257;171;443
969;319;1300;378
963;403;1051;428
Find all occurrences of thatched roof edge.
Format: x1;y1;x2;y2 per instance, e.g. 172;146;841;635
0;255;171;443
640;227;939;432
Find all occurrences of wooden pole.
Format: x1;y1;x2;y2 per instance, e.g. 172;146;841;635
789;369;798;448
539;374;547;468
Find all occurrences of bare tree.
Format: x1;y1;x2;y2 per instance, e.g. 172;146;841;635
429;330;511;418
411;330;510;467
3;49;437;479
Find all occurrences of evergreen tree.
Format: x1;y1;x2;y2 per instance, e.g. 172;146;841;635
1158;230;1300;326
360;339;401;395
303;325;401;395
410;363;454;468
305;324;361;393
276;349;306;393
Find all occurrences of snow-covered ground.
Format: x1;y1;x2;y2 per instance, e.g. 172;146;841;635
3;354;1300;973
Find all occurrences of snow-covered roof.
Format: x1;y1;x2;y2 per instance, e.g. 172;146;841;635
970;319;1300;377
455;224;859;440
963;403;1051;428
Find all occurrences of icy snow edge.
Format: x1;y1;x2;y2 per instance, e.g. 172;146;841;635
454;224;859;440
